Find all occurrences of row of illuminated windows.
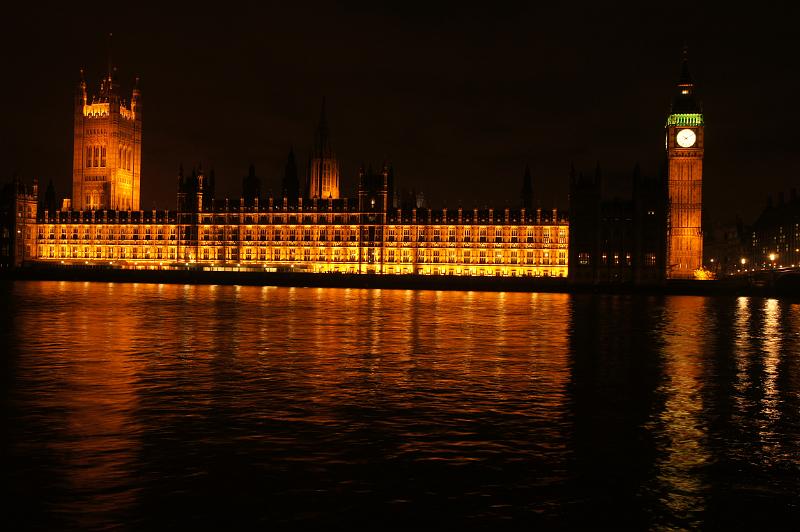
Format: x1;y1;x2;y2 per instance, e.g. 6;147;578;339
199;226;568;243
41;227;177;240
576;251;656;267
85;145;106;168
41;246;175;261
37;225;568;245
83;144;134;170
39;245;568;265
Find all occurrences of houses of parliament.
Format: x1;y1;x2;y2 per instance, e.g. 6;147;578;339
1;52;706;282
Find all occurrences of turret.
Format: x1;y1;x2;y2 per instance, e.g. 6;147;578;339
131;76;142;119
521;164;533;210
242;164;261;208
307;98;340;199
281;148;300;204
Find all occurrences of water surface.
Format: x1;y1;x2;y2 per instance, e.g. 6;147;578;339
2;281;799;528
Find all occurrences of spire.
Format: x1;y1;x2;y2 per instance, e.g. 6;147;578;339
679;43;692;85
107;32;113;82
283;147;299;203
319;97;328;133
312;97;333;159
594;161;603;189
521;164;533;209
242;164;260;207
671;45;701;114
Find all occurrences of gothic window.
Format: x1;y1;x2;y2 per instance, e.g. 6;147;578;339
101;146;106;167
93;146;99;167
86;146;92;167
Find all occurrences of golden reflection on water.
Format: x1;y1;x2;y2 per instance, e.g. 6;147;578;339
652;296;711;524
6;282;800;527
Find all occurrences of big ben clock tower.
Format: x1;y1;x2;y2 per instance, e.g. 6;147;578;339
665;48;704;279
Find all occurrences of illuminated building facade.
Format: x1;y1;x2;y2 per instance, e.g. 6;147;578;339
4;52;714;281
5;65;566;277
665;50;704;278
26;163;567;276
72;68;142;211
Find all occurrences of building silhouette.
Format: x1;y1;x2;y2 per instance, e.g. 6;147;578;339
567;164;666;284
749;190;800;269
306;100;340;200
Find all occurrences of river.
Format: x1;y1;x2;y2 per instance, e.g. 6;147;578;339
2;281;798;528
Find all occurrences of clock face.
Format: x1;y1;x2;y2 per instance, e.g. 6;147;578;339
676;128;697;148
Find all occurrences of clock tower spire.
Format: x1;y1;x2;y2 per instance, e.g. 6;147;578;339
665;47;704;279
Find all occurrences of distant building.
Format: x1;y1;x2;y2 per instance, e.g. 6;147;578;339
0;178;38;268
568;164;666;284
749;190;800;269
704;219;749;276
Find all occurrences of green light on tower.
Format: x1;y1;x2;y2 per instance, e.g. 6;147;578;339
666;113;704;127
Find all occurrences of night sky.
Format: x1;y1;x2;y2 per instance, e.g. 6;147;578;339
3;4;799;224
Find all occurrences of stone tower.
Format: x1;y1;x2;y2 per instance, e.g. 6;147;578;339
306;99;340;200
72;55;142;211
665;48;704;279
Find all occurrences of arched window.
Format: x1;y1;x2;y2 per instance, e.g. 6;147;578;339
93;146;99;167
101;146;106;167
86;146;92;167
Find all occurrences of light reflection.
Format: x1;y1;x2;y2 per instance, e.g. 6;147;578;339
652;296;710;523
759;298;781;456
6;282;800;528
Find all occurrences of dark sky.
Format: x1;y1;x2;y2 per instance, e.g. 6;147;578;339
3;3;799;223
